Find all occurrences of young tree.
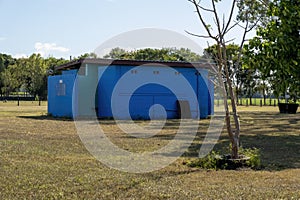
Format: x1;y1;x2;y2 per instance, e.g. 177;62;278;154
187;0;268;158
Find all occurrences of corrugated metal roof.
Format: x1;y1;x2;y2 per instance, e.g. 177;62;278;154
55;58;215;71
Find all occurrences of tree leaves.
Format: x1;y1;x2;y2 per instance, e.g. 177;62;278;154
103;47;203;62
244;0;300;101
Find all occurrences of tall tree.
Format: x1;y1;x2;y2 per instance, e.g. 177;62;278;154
1;54;68;99
244;0;300;102
22;54;48;99
1;67;17;96
0;54;15;96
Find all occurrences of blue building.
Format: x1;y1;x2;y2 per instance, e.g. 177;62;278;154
48;59;214;119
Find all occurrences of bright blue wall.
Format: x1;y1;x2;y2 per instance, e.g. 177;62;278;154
129;84;177;119
98;65;211;119
48;70;77;117
48;65;214;119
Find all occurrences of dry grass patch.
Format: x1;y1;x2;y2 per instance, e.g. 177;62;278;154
0;104;299;199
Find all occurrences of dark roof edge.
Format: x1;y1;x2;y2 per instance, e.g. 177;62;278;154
55;58;215;71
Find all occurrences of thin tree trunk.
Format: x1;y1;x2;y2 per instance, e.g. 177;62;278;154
224;63;240;159
218;44;240;159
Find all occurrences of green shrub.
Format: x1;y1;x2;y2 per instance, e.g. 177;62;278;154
239;147;261;169
187;151;221;170
186;148;261;170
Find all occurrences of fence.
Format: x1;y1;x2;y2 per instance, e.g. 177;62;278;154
215;98;285;107
0;96;47;106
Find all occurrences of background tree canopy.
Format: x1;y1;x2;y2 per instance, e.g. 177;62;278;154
0;54;68;99
0;48;203;99
103;47;203;62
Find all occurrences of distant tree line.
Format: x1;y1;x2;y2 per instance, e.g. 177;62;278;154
0;54;68;100
2;38;297;103
103;47;203;62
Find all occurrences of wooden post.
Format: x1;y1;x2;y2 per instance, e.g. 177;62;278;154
260;99;262;107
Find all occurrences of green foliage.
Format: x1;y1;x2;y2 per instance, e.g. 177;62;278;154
204;44;256;98
0;54;15;96
187;148;261;170
236;0;269;27
187;151;221;170
240;147;261;169
103;47;127;59
103;47;203;62
76;52;98;59
0;54;68;99
45;57;69;75
244;0;300;102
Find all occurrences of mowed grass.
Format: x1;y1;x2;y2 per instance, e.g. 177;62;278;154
0;102;299;199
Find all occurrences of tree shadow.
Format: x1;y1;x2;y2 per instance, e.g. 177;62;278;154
18;115;73;121
180;111;300;170
17;111;299;170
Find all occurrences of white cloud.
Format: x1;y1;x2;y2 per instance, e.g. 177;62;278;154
0;37;7;41
34;42;70;57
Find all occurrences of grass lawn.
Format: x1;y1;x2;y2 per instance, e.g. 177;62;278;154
0;102;299;199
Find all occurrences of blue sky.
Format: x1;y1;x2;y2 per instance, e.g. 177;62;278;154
0;0;256;59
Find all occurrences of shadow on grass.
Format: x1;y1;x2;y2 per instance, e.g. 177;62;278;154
17;111;299;170
182;111;300;170
18;115;73;121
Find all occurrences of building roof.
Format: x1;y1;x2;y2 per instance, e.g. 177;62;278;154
55;58;214;71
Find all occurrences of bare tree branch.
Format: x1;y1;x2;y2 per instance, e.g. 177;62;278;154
187;0;214;12
246;16;262;33
224;20;242;35
222;14;226;33
236;21;246;29
211;0;222;41
223;0;237;35
189;0;218;41
224;38;236;44
184;30;212;38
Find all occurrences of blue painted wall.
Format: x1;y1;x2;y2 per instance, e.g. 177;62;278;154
48;65;214;119
48;70;77;117
97;65;210;119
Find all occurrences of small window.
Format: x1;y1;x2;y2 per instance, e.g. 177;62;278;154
56;82;66;96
